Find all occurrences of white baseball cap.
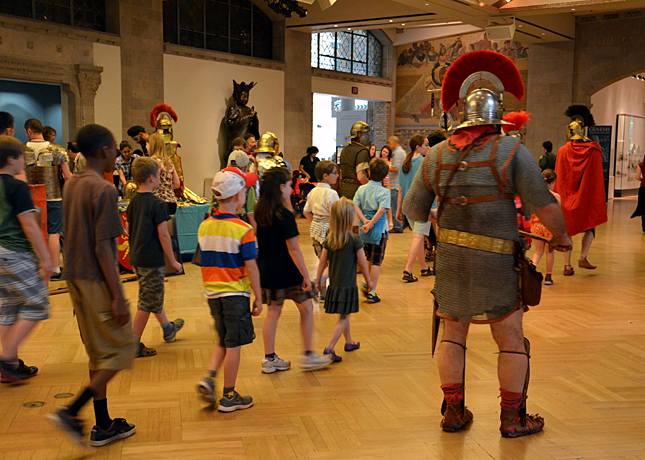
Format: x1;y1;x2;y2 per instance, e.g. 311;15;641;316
227;149;250;168
211;167;257;200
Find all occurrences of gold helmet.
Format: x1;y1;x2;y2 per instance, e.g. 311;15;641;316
565;105;594;142
255;132;279;154
349;121;370;138
123;181;138;200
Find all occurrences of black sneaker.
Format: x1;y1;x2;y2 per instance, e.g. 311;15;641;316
366;293;381;303
90;418;136;447
47;407;86;446
218;391;253;412
0;359;38;383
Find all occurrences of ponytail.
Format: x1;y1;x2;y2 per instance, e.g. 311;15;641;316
403;134;427;174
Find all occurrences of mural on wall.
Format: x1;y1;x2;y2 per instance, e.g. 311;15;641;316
395;32;529;133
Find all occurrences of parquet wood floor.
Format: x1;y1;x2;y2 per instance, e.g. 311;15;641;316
1;198;644;460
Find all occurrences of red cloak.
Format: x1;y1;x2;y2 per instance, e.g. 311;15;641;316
553;141;607;236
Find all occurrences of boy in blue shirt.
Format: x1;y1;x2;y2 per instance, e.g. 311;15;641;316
353;158;391;303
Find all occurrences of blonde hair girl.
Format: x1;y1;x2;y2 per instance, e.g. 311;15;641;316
315;197;373;362
148;132;180;213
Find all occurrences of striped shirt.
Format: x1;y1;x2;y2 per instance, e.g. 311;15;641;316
198;210;257;298
389;146;406;190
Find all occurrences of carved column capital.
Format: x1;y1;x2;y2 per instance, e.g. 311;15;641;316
74;64;103;98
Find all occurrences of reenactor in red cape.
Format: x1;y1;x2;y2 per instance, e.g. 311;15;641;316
554;105;607;275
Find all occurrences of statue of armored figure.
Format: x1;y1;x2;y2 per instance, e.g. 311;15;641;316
224;80;259;165
149;103;206;204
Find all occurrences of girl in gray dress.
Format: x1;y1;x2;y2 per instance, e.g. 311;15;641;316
315;198;373;362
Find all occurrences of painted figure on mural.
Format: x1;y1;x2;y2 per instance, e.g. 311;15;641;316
225;81;260;161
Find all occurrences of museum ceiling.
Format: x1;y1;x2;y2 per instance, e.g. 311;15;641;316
285;0;645;44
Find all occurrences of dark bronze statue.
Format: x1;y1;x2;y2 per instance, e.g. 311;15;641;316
225;80;260;152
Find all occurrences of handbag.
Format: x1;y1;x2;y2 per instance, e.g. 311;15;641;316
514;241;543;306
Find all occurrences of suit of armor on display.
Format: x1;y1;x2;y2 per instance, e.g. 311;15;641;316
149;103;206;204
225;81;260;162
252;132;286;198
24;142;69;200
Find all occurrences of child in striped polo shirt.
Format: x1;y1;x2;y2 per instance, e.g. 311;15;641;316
196;167;262;412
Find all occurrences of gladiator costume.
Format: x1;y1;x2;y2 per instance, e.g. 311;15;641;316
402;50;555;437
339;121;371;200
554;106;607;237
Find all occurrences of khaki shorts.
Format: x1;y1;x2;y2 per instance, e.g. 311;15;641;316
67;279;135;371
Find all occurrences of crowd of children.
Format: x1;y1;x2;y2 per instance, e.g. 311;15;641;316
0;124;569;448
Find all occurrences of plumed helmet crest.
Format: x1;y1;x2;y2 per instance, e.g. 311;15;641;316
565;105;595;128
502;110;531;134
150;103;178;128
441;50;524;112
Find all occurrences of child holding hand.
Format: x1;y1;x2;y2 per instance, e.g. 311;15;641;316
353;158;391;303
316;198;372;362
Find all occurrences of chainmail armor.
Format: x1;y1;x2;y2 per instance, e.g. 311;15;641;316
402;135;555;322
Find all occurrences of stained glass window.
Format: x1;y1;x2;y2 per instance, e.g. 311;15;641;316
163;0;273;60
311;30;382;77
2;0;106;31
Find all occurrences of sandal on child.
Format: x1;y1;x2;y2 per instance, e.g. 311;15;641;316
420;267;434;277
137;342;157;358
402;271;418;283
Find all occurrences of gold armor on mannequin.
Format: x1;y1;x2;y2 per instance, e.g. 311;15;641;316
149;103;206;204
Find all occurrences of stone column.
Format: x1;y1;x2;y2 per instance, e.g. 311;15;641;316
119;0;164;140
372;101;390;150
525;41;575;158
74;64;103;127
284;29;313;166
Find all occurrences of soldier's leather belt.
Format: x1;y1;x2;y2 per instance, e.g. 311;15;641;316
437;227;515;255
437;193;515;205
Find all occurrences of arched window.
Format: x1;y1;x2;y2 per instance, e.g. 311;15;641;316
311;31;382;77
163;0;273;60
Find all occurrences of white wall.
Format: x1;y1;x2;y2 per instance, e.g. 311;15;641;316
592;77;645;127
591;77;645;191
312;76;392;102
93;43;122;141
164;54;285;196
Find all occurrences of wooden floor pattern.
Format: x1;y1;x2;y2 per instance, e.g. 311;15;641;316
1;197;644;459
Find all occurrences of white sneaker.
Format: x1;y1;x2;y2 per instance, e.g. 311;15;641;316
300;353;333;371
261;356;291;374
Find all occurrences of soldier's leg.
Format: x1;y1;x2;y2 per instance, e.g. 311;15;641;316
579;229;596;269
491;309;544;437
438;320;472;432
490;309;526;392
